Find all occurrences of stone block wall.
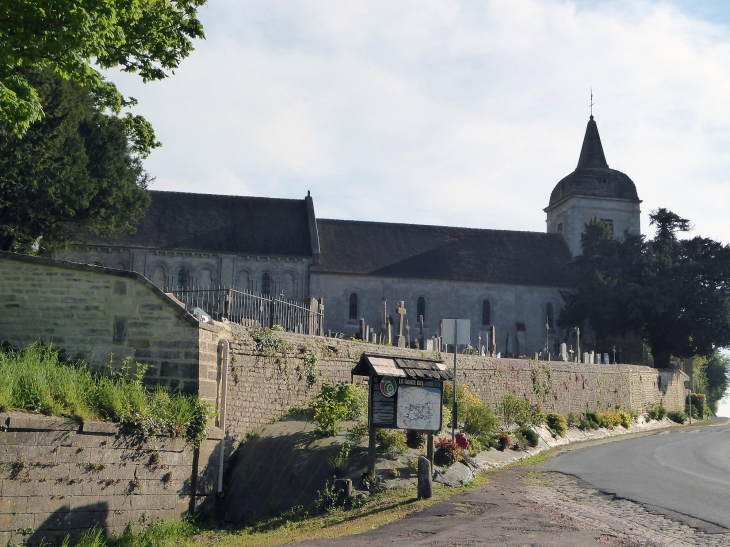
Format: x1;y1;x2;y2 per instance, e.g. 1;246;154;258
220;327;687;441
0;412;222;547
0;252;216;401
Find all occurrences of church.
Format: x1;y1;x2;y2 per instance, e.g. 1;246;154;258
56;115;641;358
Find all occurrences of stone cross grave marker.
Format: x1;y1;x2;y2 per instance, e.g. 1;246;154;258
395;301;407;347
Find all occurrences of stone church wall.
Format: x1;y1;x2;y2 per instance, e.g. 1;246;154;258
56;246;310;300
0;412;222;547
218;326;686;441
0;252;217;401
310;272;570;360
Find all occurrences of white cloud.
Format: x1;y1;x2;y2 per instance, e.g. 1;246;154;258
109;0;730;242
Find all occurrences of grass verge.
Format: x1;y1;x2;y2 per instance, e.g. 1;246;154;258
0;342;214;446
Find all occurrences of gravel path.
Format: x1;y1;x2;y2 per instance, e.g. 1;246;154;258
293;466;730;546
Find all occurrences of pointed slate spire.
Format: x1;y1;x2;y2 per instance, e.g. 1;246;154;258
576;115;608;170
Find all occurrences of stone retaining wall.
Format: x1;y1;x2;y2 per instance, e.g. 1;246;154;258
0;252;217;402
0;412;222;547
215;326;687;441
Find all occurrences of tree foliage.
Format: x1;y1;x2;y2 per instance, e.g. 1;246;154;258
0;0;205;153
0;69;151;252
559;209;730;368
692;350;730;414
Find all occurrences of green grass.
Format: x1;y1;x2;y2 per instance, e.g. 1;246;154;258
0;343;214;446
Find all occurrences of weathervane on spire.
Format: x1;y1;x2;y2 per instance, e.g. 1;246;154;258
589;88;594;119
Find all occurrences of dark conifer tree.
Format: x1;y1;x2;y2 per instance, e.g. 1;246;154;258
0;70;151;252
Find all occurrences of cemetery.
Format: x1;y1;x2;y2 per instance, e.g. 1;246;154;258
0;249;689;544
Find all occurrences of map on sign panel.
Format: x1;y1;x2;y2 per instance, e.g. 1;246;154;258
396;385;441;431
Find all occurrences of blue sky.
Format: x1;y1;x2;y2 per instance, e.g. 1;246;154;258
107;0;730;413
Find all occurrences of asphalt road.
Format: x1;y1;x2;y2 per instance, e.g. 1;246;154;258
543;422;730;529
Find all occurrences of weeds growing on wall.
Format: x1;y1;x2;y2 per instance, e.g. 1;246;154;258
296;352;318;391
0;343;214;447
249;327;294;386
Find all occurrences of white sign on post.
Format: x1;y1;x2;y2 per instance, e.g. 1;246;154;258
441;319;471;347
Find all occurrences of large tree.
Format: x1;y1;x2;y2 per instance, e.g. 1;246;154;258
0;69;151;252
0;0;205;153
559;209;730;368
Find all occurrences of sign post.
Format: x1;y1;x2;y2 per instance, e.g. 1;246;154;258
441;319;470;442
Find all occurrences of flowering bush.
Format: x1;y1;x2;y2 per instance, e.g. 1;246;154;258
434;438;459;466
496;432;511;451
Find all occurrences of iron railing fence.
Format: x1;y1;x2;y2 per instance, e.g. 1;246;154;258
166;285;324;335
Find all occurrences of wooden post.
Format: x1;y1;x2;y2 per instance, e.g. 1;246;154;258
367;426;377;476
427;432;434;468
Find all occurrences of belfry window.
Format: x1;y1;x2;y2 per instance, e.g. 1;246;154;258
261;272;272;296
349;293;358;320
177;267;189;289
417;297;426;322
546;302;554;330
482;300;491;325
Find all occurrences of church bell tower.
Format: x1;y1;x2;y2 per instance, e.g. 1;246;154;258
545;115;642;257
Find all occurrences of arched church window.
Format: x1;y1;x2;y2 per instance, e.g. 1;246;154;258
261;272;272;296
417;297;426;322
546;302;554;330
349;293;358;320
482;300;491;325
177;267;190;289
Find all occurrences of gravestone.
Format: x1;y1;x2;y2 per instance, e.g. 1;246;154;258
560;343;568;361
394;301;407;347
418;315;425;349
603;353;609;364
583;352;589;364
359;318;366;340
590;351;595;364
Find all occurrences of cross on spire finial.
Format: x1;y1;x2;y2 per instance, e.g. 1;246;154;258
589;88;594;119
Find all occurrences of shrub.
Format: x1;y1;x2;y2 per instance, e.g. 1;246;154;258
546;413;567;437
497;394;531;427
376;428;407;458
580;412;601;430
475;432;496;451
463;404;499;436
496;432;511;451
667;410;687;424
434;438;459;466
309;380;366;437
346;421;369;444
647;403;667;421
517;426;539;447
529;403;546;426
619;411;631;429
629;409;639;421
566;412;581;428
688;393;708;418
406;429;426;449
328;442;351;475
598;410;623;429
468;436;484;456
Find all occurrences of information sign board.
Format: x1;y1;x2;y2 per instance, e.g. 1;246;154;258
368;376;443;431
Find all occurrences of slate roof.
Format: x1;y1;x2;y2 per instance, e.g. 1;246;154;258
547;116;640;208
76;191;314;257
313;219;573;287
351;354;452;381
